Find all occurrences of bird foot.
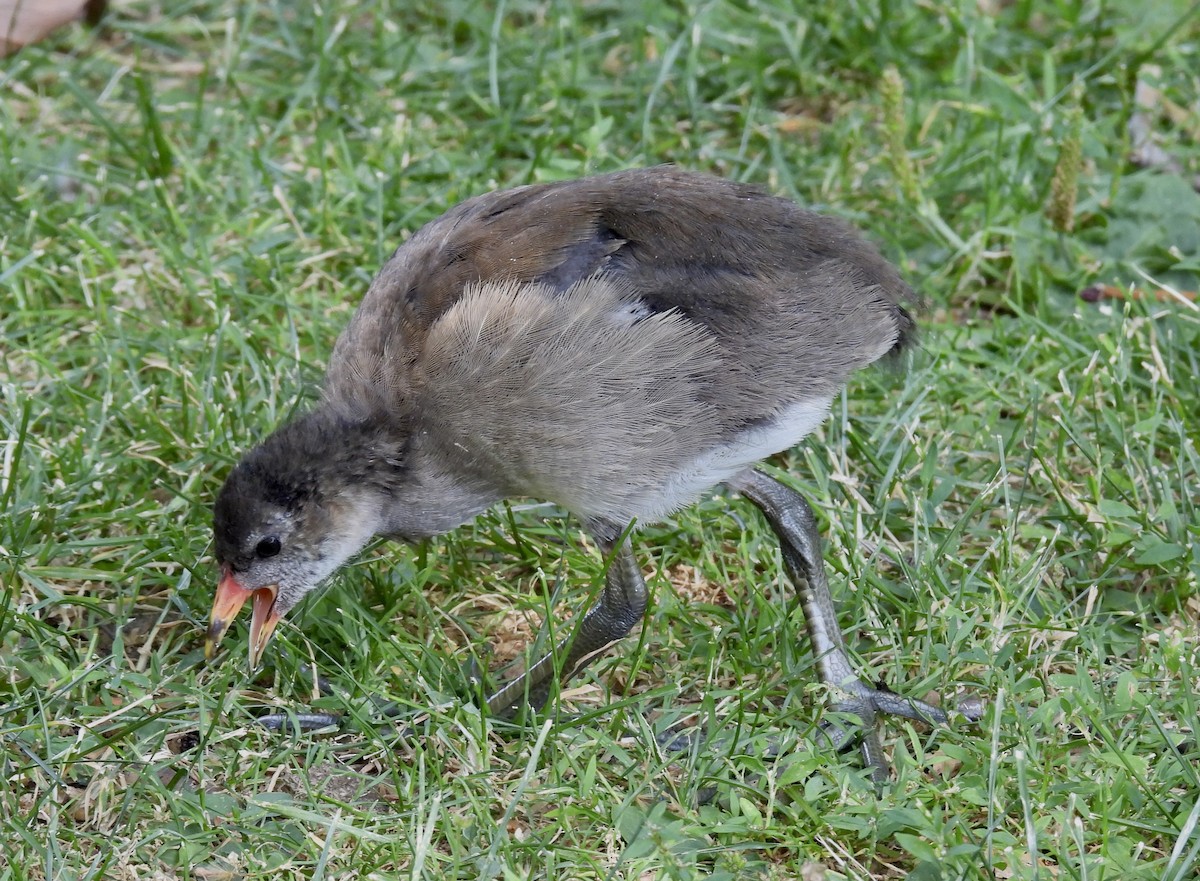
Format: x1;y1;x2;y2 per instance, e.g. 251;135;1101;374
460;647;494;698
815;678;985;782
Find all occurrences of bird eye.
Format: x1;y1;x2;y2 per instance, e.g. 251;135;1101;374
256;536;282;558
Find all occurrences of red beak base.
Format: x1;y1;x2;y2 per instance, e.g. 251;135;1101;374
206;566;281;669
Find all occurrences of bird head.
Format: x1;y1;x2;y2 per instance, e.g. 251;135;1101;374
206;411;393;668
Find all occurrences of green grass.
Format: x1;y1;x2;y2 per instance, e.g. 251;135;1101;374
2;0;1199;878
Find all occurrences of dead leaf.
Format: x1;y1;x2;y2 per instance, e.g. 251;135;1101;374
1079;284;1197;304
1;0;105;55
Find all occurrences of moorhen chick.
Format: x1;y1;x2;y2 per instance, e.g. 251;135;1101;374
205;166;978;778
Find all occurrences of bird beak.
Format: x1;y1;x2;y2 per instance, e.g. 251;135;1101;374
247;583;281;669
205;565;282;670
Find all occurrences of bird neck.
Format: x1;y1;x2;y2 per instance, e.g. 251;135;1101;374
294;408;500;542
374;439;504;541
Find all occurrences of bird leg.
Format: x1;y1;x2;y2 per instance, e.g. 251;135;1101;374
485;521;647;719
726;468;981;781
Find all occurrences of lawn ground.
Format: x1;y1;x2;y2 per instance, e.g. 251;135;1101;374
2;1;1199;879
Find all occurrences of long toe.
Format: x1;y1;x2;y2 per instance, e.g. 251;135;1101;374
460;647;494;700
815;678;985;778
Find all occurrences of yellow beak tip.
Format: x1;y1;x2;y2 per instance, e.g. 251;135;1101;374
205;619;231;662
